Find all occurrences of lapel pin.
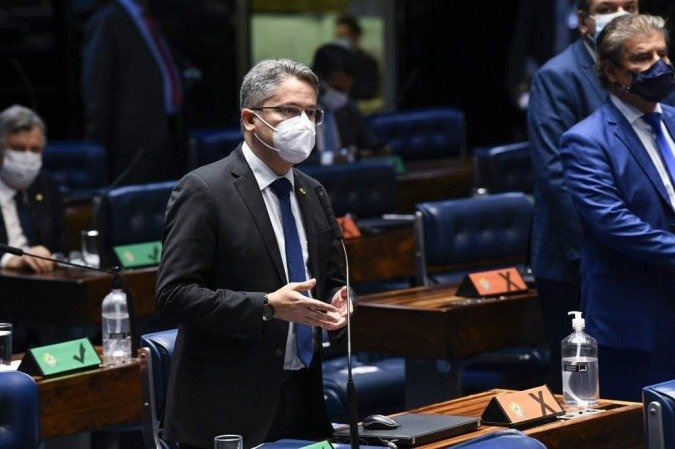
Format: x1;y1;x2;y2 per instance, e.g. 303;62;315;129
35;193;44;202
299;187;306;196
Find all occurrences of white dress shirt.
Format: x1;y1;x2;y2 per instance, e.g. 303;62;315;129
242;142;314;370
0;179;29;267
610;94;675;211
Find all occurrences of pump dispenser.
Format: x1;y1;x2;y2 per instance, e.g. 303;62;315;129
561;310;599;406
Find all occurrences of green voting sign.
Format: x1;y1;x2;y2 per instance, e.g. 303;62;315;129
113;241;162;268
18;338;101;377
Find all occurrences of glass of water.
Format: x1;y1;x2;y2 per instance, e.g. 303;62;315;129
0;323;12;365
81;230;100;268
214;434;242;449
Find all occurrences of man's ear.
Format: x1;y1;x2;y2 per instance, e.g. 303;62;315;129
241;109;256;132
578;10;591;38
602;60;619;84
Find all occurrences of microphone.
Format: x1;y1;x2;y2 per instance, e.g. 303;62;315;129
0;243;139;355
315;186;358;449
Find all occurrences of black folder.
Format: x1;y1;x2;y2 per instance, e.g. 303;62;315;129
333;413;480;447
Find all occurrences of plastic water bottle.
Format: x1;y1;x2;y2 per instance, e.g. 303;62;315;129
101;274;131;365
561;311;599;407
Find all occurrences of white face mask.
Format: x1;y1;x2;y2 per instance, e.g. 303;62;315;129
591;11;630;43
252;112;316;164
1;149;42;189
321;85;349;110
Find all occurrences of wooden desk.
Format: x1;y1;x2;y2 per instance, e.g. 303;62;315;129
352;284;545;406
0;225;418;327
397;159;473;212
403;389;644;449
37;359;142;440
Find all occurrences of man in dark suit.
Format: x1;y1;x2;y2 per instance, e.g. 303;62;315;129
527;0;639;392
334;13;380;101
309;43;388;165
0;104;63;273
156;59;351;449
81;0;186;185
561;14;675;401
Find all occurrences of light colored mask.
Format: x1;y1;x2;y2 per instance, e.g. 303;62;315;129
592;11;630;43
253;112;316;164
321;85;350;111
1;149;42;189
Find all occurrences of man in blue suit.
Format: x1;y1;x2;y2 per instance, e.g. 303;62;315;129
560;14;675;401
527;0;638;392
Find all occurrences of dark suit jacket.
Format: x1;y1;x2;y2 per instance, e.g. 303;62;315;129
156;145;345;448
560;100;675;352
81;0;178;184
0;172;65;256
528;38;606;283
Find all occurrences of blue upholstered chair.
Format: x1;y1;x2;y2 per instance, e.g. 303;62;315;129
140;329;179;449
0;371;40;449
643;379;675;449
472;142;534;194
42;140;107;201
95;180;176;266
367;107;466;161
416;192;533;284
450;429;546;448
416;193;546;393
189;127;242;168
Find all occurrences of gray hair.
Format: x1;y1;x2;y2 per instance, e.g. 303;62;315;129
239;59;319;110
597;14;669;87
0;104;47;150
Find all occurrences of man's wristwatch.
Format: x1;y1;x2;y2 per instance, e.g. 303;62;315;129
262;294;275;321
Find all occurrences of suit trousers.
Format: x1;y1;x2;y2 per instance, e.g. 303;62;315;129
535;277;580;393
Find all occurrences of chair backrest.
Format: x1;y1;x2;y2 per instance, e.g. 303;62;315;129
416;192;533;271
0;371;40;449
451;429;547;448
367;107;466;161
43;140;107;199
299;159;398;219
472;142;533;194
189;127;242;168
95;181;176;263
643;379;675;449
140;329;178;449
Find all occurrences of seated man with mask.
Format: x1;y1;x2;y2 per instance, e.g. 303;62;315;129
308;43;389;165
0;105;64;273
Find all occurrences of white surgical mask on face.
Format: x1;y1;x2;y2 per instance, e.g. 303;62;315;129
321;85;350;110
252;112;316;164
0;149;42;190
592;11;630;43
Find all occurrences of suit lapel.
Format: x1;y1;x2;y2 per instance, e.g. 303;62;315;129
606;102;672;207
293;172;321;300
573;39;606;107
231;146;287;285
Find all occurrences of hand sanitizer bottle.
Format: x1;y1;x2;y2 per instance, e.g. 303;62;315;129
561;311;599;407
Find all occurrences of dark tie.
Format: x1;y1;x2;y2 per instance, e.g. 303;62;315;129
643;112;675;185
14;192;37;246
269;178;314;368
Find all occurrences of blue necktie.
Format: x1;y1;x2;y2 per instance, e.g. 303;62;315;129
15;192;37;246
644;112;675;185
269;178;314;368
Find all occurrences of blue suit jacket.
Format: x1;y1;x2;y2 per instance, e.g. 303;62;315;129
560;100;675;351
528;39;606;282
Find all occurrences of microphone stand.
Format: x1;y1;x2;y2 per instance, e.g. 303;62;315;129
0;243;139;355
339;239;359;449
314;186;359;449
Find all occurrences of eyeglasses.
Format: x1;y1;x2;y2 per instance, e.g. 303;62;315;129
251;105;324;125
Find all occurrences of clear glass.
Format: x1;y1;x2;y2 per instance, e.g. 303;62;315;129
81;229;100;268
214;434;243;449
0;323;12;365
